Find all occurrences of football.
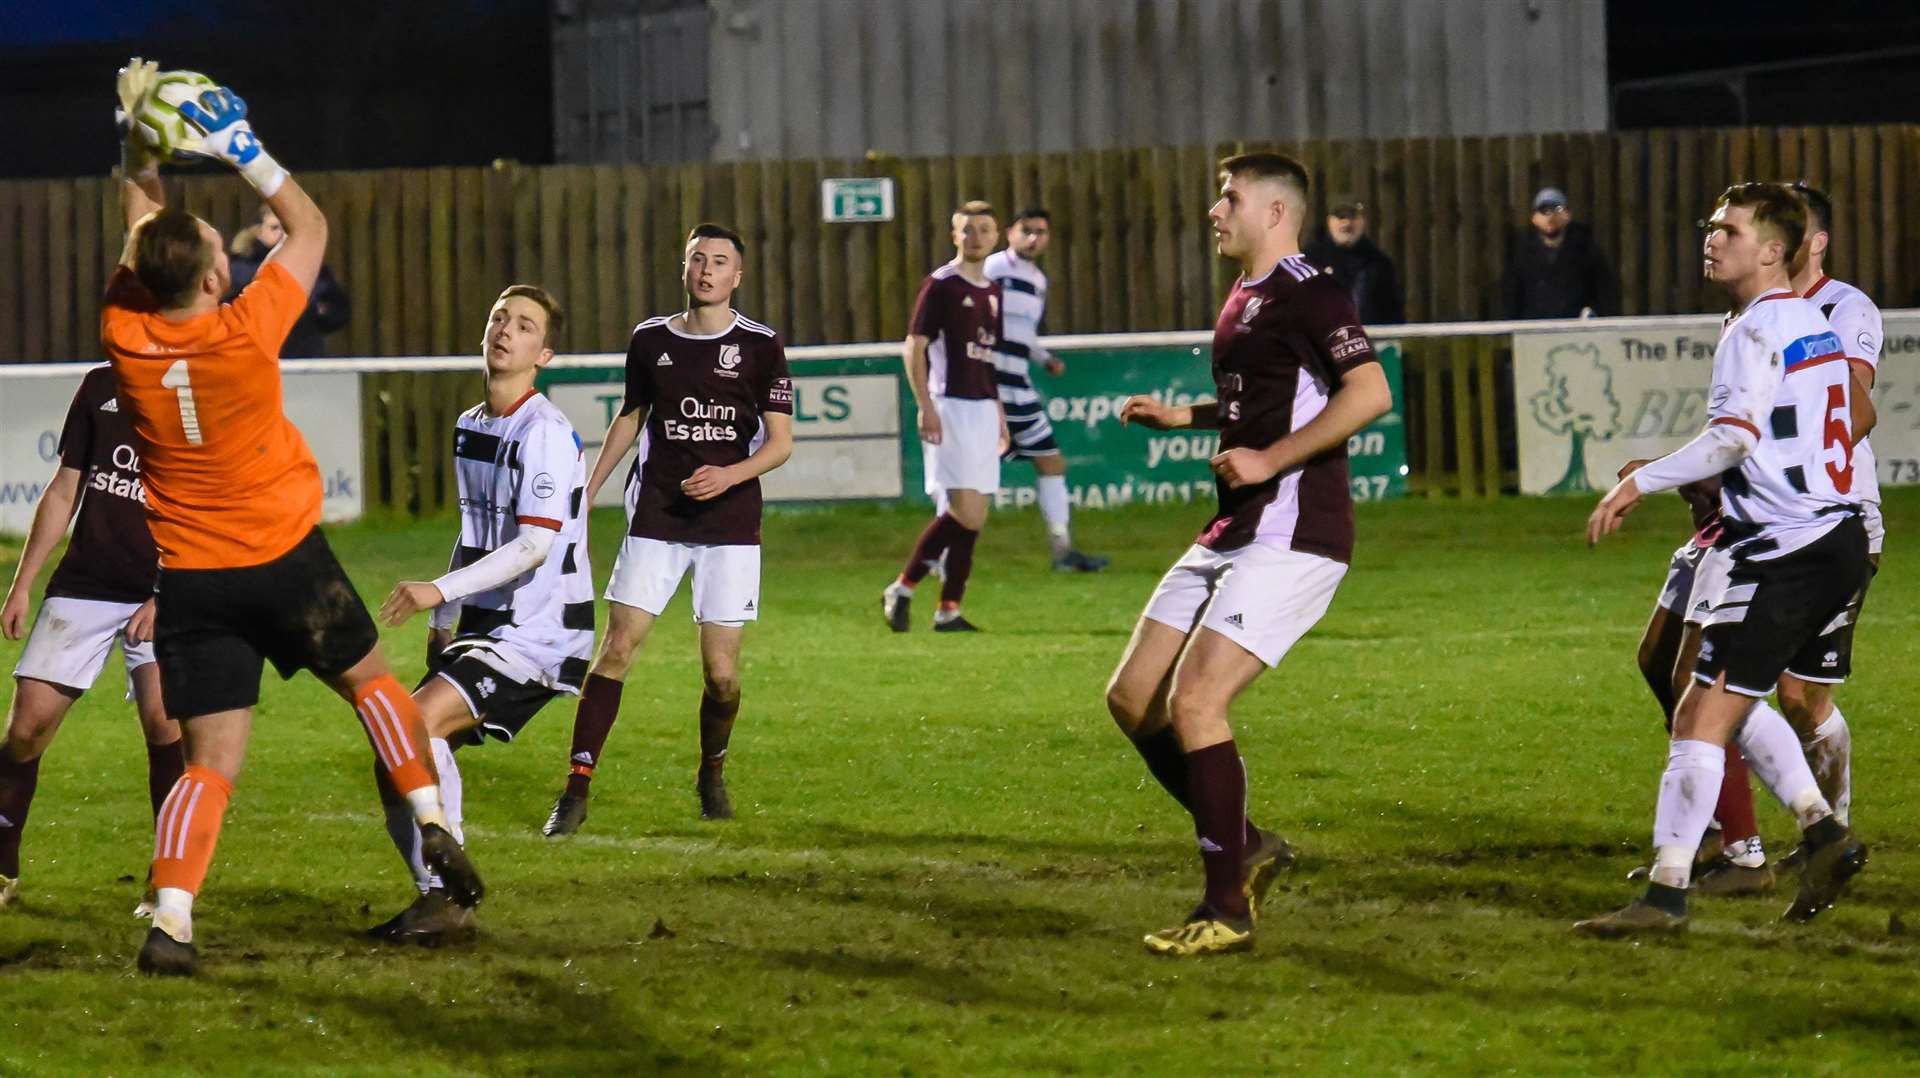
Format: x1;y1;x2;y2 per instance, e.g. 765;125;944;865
132;69;218;161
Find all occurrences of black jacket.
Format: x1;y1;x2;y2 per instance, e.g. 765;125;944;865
1303;234;1404;326
1500;221;1619;320
226;250;352;358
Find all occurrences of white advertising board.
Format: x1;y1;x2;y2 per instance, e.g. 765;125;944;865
1513;313;1920;494
0;368;364;535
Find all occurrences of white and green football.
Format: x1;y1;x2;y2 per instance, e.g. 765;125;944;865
133;69;219;161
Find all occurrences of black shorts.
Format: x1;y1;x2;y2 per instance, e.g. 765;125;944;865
154;527;379;719
1695;516;1869;696
422;638;560;744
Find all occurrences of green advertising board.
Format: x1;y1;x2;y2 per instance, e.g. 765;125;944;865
538;337;1406;510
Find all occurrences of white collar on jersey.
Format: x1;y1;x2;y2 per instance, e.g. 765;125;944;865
665;311;741;340
1735;287;1797;316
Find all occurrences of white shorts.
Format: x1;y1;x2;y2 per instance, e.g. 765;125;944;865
606;536;760;624
1657;541;1703;615
1684;545;1734;627
1142;543;1348;667
13;595;155;696
923;397;1002;496
1865;501;1884;556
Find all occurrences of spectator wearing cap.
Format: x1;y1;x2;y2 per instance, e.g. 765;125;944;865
1500;186;1619;320
1304;195;1404;325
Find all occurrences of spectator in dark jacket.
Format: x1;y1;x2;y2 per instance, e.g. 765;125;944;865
226;206;351;357
1501;187;1619;320
1304;195;1404;325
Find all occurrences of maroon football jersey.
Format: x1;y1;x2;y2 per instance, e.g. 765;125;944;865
620;312;793;545
44;365;159;604
1198;254;1381;562
909;264;1002;400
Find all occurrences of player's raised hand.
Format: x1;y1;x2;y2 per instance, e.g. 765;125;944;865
379;581;445;627
1119;395;1185;430
114;57;161;175
125;598;158;645
681;464;738;501
0;588;28;640
1586;475;1644;546
176;85;287;194
918;407;943;445
1210;446;1279;489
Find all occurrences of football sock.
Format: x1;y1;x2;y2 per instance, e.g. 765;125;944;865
1804;707;1852;826
565;673;625;799
938;523;980;605
1131;727;1261;845
902;514;962;586
0;752;41;879
1735;701;1831;828
1186;741;1250;918
146;738;186;820
1650;739;1723;889
377;764;432;894
151;764;234;938
1713;742;1759;849
432;738;464;846
352;676;446;829
1037;474;1072;553
699;690;739;769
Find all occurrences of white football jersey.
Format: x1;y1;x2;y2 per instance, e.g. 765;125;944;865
430;391;595;690
1709;288;1858;560
984;248;1046;407
1803;274;1883;508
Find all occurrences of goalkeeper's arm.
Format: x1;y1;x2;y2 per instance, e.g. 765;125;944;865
259;177;329;297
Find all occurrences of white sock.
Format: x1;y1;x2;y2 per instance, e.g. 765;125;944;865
1037;474;1071;550
154;886;194;943
1651;739;1725;888
1723;835;1765;868
886;578;915;597
1737;700;1831;828
383;785;434;894
431;738;464;846
934;605;961;624
405;783;448;831
1804;707;1852;826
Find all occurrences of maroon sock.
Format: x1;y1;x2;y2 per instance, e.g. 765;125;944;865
937;524;979;605
901;514;961;585
565;674;625;798
699;690;741;768
146;739;186;821
1186;741;1250;918
1132;727;1262;846
1716;741;1759;846
0;753;41;878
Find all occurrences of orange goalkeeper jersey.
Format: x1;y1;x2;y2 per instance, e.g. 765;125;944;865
101;261;323;570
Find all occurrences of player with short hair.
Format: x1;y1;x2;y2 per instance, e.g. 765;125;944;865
882;201;1011;633
982;207;1107;572
1580;182;1869;936
102;61;475;975
543;223;794;835
1110;153;1393;956
370;284;590;943
0;368;183;910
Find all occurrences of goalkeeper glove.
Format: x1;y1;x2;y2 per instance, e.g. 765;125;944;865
114;56;160;179
177;86;287;196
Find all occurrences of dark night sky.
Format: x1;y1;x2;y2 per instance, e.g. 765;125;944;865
3;1;1918;177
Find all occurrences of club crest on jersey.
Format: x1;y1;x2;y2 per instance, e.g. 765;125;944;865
716;343;742;378
1240;296;1264;324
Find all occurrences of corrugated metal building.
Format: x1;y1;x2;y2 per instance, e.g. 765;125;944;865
552;0;1610;164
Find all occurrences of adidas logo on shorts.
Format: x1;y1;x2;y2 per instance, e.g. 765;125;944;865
477;676;498;698
1824;651;1840;667
0;814;14;829
743;599;755;611
1224;612;1245;629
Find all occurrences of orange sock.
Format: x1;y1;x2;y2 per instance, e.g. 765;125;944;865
353;675;437;796
151;765;234;895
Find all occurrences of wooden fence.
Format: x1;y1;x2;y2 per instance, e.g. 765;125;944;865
3;125;1916;364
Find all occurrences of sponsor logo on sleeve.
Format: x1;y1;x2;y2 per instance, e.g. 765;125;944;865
533;472;557;499
767;378;794;406
1328;325;1370;361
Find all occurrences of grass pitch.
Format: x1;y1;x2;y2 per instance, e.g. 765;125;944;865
4;492;1920;1075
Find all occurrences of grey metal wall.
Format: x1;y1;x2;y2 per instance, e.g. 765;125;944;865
705;0;1609;162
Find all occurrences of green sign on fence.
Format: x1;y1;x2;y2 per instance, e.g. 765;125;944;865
821;177;896;223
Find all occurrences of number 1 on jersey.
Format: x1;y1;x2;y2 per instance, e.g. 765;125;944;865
162;360;205;445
